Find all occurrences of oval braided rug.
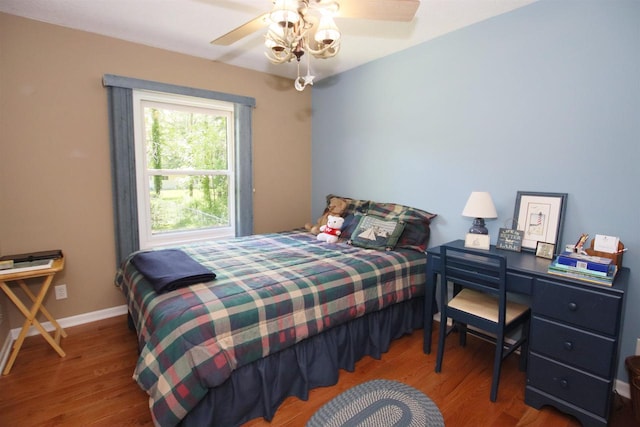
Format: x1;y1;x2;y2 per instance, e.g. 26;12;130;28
306;380;445;427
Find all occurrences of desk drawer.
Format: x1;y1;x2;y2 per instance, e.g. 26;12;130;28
533;279;621;335
530;317;615;378
528;353;611;418
507;272;533;295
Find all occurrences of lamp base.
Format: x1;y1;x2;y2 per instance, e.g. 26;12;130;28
468;218;488;235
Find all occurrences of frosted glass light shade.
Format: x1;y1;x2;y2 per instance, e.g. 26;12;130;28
265;24;286;52
314;15;340;45
270;0;300;28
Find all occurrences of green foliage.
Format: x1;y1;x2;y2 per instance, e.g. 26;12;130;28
143;106;231;232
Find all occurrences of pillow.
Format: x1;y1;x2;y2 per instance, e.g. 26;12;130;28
366;202;437;252
348;214;406;251
324;194;371;241
338;213;360;241
325;194;370;218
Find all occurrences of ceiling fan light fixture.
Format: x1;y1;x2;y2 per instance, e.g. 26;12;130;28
212;0;421;91
264;0;345;91
314;14;340;45
265;24;286;52
270;0;300;28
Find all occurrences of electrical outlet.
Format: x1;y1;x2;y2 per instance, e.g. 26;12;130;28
54;284;68;300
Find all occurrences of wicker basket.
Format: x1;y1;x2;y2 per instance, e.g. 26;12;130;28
626;356;640;421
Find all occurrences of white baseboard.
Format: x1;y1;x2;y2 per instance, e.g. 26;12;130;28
8;304;128;340
0;304;128;374
616;380;630;400
0;332;13;376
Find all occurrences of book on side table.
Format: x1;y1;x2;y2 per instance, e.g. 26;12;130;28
0;250;62;275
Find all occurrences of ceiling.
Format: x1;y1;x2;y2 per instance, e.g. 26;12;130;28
0;0;536;82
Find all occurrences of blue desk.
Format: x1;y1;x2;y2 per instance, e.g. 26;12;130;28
422;239;629;427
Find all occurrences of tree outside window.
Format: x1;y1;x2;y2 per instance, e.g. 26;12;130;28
134;91;235;248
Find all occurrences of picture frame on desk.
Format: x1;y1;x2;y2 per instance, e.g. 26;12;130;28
497;228;524;252
464;233;490;250
513;191;567;252
535;241;555;259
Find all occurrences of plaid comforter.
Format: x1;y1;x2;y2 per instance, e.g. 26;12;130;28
115;230;426;426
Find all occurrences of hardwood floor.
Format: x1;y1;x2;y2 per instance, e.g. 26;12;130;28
0;314;636;426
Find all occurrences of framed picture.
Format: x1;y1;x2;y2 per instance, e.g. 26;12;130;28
496;228;524;252
464;233;490;250
536;242;555;259
513;191;567;252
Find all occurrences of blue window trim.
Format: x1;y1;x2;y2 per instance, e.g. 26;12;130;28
103;75;255;265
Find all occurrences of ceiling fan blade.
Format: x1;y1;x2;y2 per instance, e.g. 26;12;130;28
211;0;419;46
211;12;269;46
337;0;420;22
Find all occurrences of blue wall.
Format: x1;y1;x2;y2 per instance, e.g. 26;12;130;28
311;0;639;382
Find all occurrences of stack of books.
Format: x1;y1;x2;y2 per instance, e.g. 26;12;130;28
548;251;617;286
0;249;63;275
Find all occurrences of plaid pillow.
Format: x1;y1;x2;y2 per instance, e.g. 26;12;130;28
338;213;361;241
325;194;370;218
366;202;436;252
322;195;436;251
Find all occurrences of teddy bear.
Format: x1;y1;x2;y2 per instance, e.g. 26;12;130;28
305;196;348;235
317;215;345;243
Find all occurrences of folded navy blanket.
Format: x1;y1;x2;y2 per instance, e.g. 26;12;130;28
131;249;216;294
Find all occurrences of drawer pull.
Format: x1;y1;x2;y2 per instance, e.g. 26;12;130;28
568;302;578;311
559;379;569;389
563;341;573;351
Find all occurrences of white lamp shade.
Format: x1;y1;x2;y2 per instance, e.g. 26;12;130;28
265;24;286;51
462;192;497;219
270;0;300;27
314;14;340;45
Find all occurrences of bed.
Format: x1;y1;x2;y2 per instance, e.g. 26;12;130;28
115;195;436;426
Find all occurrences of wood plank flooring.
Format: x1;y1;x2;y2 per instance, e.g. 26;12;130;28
0;314;636;426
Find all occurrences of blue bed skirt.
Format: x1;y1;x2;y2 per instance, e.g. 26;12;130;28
177;296;424;426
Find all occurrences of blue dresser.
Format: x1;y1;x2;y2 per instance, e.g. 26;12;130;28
525;269;628;426
423;240;629;426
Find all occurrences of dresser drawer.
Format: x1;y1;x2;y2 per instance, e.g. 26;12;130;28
528;353;611;418
533;279;621;335
530;317;615;378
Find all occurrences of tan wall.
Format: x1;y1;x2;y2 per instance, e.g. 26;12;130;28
0;13;312;328
0;299;8;341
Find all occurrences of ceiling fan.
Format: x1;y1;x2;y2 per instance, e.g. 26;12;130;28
211;1;420;46
211;0;420;91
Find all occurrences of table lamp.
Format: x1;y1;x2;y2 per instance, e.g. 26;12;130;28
462;191;497;235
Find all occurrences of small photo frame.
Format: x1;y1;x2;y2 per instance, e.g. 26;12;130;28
465;233;490;250
536;241;555;259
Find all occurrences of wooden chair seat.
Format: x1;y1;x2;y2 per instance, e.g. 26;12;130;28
448;288;529;324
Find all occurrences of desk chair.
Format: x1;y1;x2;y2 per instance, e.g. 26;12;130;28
435;245;530;402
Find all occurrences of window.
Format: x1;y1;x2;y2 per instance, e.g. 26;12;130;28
104;74;255;265
133;91;235;248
